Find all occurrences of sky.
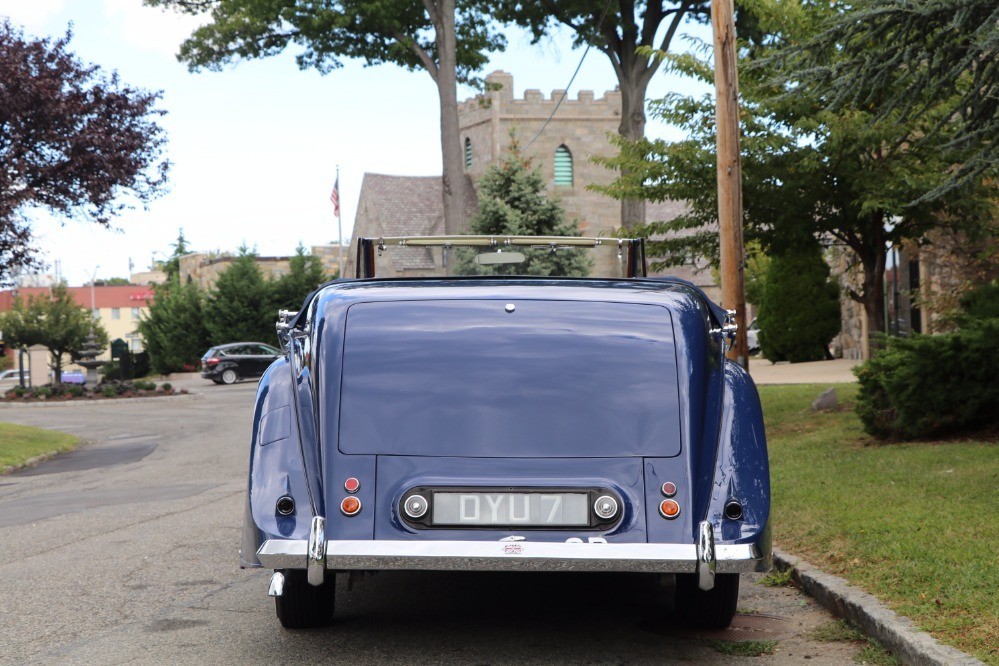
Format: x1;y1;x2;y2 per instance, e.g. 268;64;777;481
1;0;712;285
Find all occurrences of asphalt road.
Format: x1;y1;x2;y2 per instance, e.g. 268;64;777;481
0;378;862;665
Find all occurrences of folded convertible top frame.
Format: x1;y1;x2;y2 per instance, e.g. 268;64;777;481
355;235;648;280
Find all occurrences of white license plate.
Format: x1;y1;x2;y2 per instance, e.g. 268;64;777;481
432;492;589;526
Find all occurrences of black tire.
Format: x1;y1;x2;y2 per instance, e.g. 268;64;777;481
220;368;238;385
674;573;739;629
275;569;335;629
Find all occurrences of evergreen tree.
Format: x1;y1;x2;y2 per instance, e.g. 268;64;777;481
271;244;330;313
454;145;590;277
137;278;211;374
757;244;841;363
205;248;276;344
0;283;108;383
161;229;189;281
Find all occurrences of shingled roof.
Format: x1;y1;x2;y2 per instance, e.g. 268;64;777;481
351;174;477;272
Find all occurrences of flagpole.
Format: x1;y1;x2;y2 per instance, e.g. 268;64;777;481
336;165;343;278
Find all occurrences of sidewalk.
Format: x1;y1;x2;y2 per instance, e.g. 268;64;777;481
748;358;860;385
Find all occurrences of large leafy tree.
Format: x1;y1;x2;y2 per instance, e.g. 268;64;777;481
495;0;716;228
594;3;997;347
205;248;276;344
0;20;169;285
146;0;505;234
138;278;211;375
454;142;590;277
0;283;109;383
790;0;998;201
270;244;331;312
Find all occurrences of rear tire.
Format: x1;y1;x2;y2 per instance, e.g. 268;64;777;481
275;569;335;629
674;573;739;629
220;368;238;385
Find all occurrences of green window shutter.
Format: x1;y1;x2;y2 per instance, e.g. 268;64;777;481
464;138;472;169
554;145;573;186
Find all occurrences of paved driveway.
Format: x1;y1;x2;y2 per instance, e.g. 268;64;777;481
0;379;861;664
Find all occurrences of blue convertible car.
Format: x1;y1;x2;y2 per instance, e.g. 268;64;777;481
241;236;771;629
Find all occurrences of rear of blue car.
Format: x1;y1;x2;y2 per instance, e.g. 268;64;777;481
242;279;771;629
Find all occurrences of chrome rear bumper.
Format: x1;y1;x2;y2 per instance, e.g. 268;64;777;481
256;520;771;580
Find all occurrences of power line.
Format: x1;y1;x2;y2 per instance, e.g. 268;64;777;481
524;0;616;151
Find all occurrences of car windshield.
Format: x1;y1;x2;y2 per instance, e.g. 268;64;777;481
353;236;645;280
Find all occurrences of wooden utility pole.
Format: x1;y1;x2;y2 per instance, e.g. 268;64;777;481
712;0;749;368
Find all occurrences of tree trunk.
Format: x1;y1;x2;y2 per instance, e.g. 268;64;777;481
859;222;888;355
617;65;650;230
431;0;467;235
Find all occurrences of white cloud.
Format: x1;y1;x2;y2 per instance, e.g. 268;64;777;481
102;0;203;58
0;0;68;32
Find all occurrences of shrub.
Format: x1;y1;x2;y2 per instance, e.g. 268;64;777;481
34;386;52;398
855;319;999;439
757;245;840;363
957;280;999;323
13;386;26;397
66;385;83;397
161;382;172;392
101;385;117;398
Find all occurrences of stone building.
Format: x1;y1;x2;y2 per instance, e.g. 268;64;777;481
177;247;340;292
459;71;622;241
347;71;715;292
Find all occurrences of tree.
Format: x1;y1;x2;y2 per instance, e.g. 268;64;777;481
0;21;169;285
453;143;590;277
146;0;505;235
790;0;998;201
205;248;276;345
0;283;108;383
593;3;997;348
757;244;840;363
495;1;720;228
138;278;211;374
271;244;330;312
160;229;190;281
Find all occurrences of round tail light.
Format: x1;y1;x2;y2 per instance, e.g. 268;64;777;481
661;481;677;497
340;496;362;516
593;495;619;520
344;477;360;493
404;494;429;519
659;499;681;519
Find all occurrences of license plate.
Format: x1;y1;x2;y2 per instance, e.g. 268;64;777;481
432;492;589;526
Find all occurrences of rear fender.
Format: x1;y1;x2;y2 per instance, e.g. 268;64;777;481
240;357;317;567
707;361;770;544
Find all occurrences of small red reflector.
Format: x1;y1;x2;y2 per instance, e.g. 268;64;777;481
659;499;680;519
341;497;361;516
344;477;360;493
661;482;677;497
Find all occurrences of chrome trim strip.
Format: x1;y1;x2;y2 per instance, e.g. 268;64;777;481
307;516;326;586
697;520;716;590
257;538;770;574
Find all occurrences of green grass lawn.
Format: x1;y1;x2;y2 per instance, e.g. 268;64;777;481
760;383;998;664
0;423;79;470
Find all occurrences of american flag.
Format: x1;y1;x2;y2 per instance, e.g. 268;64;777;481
330;177;340;217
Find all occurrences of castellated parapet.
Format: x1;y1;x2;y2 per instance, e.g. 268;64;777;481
458;71;624;246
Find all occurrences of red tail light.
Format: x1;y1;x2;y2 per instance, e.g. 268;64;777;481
205;358;220;367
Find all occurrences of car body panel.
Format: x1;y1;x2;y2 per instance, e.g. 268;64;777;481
241;276;771;580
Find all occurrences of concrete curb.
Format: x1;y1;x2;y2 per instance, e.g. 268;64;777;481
774;547;984;666
0;393;200;408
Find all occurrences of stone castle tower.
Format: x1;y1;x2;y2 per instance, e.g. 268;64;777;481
458;71;623;238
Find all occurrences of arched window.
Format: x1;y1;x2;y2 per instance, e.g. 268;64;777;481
554;145;573;186
464;137;472;169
